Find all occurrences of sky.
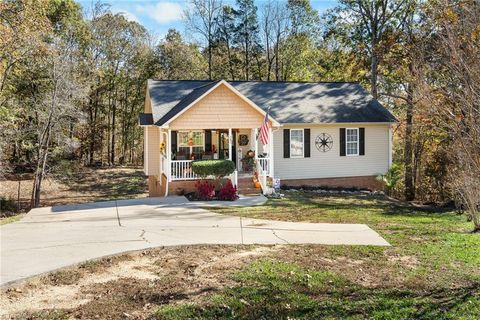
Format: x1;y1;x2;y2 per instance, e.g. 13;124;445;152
78;0;339;40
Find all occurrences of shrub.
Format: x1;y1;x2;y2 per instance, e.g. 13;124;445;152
218;179;238;201
0;196;17;214
195;180;215;200
377;163;402;196
192;160;235;179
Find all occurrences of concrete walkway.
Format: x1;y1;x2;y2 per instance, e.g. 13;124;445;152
0;196;389;286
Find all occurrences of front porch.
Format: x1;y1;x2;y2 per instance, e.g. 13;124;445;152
158;127;274;195
143;80;281;197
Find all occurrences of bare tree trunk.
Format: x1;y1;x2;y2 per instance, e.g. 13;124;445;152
370;50;379;99
31;129;51;208
110;88;117;165
227;42;235;81
275;41;280;81
404;82;414;201
208;41;212;80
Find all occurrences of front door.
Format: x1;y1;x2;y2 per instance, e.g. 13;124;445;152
218;130;237;167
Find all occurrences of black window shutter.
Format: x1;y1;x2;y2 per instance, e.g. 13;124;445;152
359;128;365;156
171;131;177;153
340;128;346;156
205;130;212;152
304;129;310;157
283;129;290;158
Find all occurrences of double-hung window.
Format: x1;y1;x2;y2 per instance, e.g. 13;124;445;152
346;128;359;156
177;131;204;158
290;129;304;158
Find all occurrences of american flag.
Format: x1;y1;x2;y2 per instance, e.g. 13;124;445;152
259;107;270;145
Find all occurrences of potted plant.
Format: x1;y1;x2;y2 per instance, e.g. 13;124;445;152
241;150;255;172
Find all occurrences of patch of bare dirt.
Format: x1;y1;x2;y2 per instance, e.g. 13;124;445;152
0;167;147;212
386;254;419;269
1;245;278;320
263;245;424;289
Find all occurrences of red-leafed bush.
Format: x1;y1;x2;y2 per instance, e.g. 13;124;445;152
218;179;238;201
195;180;215;200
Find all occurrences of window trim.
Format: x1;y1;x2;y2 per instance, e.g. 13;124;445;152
346;128;359;157
289;129;304;158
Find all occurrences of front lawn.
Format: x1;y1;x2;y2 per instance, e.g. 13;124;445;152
159;192;479;319
3;192;479;319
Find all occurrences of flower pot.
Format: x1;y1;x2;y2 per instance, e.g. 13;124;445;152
254;182;261;189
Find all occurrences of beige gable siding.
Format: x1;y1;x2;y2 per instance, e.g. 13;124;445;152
145;90;152;113
145;126;160;175
273;124;390;180
169;84;265;130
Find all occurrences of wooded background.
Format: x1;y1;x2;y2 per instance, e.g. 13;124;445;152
0;0;478;230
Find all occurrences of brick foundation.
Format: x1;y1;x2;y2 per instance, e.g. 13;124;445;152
148;175;385;196
148;176;218;196
281;176;384;191
148;175;167;197
167;179;221;196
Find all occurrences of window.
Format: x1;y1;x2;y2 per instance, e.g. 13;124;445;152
177;131;204;158
290;129;304;158
346;128;359;156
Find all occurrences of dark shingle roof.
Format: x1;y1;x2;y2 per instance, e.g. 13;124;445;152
156;81;220;125
139;113;153;125
146;80;397;125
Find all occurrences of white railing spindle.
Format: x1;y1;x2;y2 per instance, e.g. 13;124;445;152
170;160;199;180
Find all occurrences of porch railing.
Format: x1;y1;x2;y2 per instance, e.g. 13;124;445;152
256;159;269;195
256;157;270;176
171;160;198;180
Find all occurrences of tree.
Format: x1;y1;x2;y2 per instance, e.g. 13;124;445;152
331;0;413;98
214;5;239;80
184;0;223;80
259;0;289;80
234;0;261;80
156;29;206;80
30;36;86;207
418;1;480;231
282;0;321;81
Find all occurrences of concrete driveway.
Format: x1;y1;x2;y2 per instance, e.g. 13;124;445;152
0;196;389;286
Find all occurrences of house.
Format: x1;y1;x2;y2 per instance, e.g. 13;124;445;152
139;79;396;197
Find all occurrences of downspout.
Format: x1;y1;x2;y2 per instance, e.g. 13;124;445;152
163;130;170;197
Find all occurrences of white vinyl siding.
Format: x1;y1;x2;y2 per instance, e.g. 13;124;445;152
274;124;390;180
346;128;359;156
290;129;304;158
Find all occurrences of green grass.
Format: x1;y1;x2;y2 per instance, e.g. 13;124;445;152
154;260;480;319
211;193;480;270
0;213;25;225
153;192;480;319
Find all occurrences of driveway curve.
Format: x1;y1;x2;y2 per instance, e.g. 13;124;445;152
0;196;389;286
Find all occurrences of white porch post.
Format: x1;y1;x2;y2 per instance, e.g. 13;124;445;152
269;126;274;178
159;128;163;185
167;129;172;182
144;127;149;174
388;125;393;168
254;128;258;158
228;128;232;160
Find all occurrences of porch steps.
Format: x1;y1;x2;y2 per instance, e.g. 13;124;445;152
237;177;261;196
